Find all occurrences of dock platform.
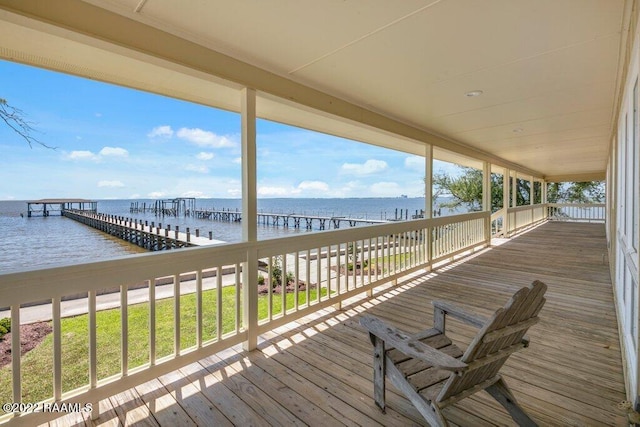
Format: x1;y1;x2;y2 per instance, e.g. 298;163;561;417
27;198;97;217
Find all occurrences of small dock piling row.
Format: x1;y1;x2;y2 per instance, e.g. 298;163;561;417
191;209;389;230
62;209;222;251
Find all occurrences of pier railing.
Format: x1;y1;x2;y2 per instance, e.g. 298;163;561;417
547;203;606;223
0;211;487;425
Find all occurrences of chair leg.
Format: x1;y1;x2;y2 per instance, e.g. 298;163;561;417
486;378;537;427
372;334;386;412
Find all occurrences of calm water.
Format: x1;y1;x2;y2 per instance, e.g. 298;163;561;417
0;197;459;273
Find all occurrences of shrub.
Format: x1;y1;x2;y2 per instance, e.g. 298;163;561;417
0;317;10;332
270;256;283;287
258;274;265;286
286;271;295;284
0;317;10;338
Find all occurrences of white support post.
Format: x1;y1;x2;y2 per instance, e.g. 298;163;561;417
542;181;548;219
425;145;433;271
482;161;491;243
530;177;534;205
425;145;433;219
241;87;258;351
512;171;518;208
503;168;511;236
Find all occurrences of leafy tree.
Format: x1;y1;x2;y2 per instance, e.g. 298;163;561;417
432;167;521;212
432;166;604;212
547;181;604;203
0;98;53;148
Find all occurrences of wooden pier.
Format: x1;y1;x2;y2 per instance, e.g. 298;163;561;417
192;208;389;230
62;210;224;251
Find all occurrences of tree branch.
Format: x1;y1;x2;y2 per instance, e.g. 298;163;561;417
0;98;56;149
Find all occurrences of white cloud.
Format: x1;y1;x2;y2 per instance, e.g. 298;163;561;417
196;152;215;160
404;156;424;170
129;194;140;199
233;157;242;164
297;180;329;193
95;113;102;118
181;190;207;198
227;188;242;197
98;180;125;188
370;181;402;196
185;164;209;174
177;128;236;148
148;125;174;139
258;186;295;197
341;159;388;175
67;150;98;161
99;146;129;157
148;191;165;198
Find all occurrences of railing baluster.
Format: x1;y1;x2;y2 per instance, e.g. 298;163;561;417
196;270;202;348
359;240;365;287
367;238;372;284
352;241;357;288
268;256;273;320
316;247;321;302
88;290;98;419
336;245;341;296
89;290;97;384
282;253;287;316
149;279;156;366
375;236;380;281
121;284;128;375
327;245;332;300
216;266;223;340
174;274;180;356
294;251;299;311
306;249;311;305
235;264;241;334
11;305;20;405
53;297;61;401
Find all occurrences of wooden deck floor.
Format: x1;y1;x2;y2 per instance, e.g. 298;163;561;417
46;222;628;426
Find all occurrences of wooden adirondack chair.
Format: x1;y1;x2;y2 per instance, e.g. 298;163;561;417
360;280;546;426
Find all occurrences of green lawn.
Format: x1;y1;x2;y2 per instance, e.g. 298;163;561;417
0;285;325;404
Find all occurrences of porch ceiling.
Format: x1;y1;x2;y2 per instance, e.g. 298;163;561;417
0;0;627;179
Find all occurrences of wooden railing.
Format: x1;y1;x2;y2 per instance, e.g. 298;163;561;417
547;203;605;223
0;211;489;426
490;208;507;237
507;204;547;234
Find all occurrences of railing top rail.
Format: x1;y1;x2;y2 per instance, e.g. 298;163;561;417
547;203;605;208
490;207;507;221
507;203;546;213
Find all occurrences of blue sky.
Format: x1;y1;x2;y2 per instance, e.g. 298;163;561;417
0;60;455;200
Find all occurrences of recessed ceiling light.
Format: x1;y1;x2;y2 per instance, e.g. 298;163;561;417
513;128;524;133
465;90;483;97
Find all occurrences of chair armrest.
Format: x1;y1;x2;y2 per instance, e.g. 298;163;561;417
432;300;487;329
360;315;467;373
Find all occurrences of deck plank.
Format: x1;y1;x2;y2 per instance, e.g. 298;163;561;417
44;222;628;426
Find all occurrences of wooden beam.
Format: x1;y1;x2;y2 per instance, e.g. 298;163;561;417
544;172;606;182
